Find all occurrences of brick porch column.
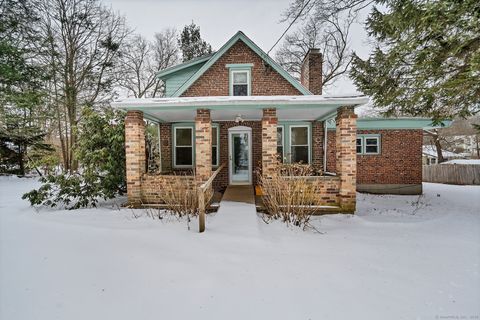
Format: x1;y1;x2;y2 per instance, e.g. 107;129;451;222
262;108;278;176
195;109;212;183
125;110;146;205
335;106;357;213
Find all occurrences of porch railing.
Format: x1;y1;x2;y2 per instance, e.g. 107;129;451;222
198;163;225;232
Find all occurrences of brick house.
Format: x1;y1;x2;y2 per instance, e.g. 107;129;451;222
113;31;439;213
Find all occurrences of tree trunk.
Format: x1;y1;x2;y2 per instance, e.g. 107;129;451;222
433;137;445;163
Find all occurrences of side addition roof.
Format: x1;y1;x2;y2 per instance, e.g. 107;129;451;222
158;31;312;97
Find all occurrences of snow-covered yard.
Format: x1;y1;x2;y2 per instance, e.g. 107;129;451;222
1;177;479;320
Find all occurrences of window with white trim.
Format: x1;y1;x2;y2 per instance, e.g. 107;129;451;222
230;70;250;96
357;135;381;155
174;127;193;167
290;125;310;163
212;126;219;166
356;138;363;154
277;126;284;162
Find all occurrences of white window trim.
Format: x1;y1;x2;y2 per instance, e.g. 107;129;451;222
357;134;381;155
229;69;251;96
289;125;311;164
173;126;194;168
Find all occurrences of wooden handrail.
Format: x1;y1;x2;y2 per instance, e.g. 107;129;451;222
198;163;226;233
199;163;226;192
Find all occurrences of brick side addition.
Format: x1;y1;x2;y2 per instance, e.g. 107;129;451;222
300;49;323;95
262;108;278;176
335;106;357;212
326;129;423;185
182;40;303;97
195;109;212;183
125;110;146;205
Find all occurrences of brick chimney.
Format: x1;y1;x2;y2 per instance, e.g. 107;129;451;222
300;48;323;95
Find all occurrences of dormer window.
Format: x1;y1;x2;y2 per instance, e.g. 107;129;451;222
227;64;253;96
232;71;249;96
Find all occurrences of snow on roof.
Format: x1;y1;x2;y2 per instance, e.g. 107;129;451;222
112;95;369;109
422;145;463;158
442;159;480;165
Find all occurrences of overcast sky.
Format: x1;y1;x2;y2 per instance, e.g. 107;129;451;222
102;0;373;95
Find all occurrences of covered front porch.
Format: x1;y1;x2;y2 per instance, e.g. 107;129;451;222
114;95;367;213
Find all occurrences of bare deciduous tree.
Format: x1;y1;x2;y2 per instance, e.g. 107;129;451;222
151;28;179;97
275;13;355;87
116;29;179;98
283;0;372;21
39;0;129;171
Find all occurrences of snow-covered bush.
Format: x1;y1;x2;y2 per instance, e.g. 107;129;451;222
22;107;126;209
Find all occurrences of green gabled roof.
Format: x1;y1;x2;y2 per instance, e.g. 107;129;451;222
326;118;452;130
170;31;312;97
157;53;215;79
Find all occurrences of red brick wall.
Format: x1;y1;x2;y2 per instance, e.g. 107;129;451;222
160;123;172;172
312;121;325;172
326;129;423;185
160;121;261;191
161;124;422;188
182;40;303;97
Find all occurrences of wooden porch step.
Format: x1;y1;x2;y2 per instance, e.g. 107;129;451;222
221;185;255;204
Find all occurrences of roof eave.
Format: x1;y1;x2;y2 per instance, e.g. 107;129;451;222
156;54;214;79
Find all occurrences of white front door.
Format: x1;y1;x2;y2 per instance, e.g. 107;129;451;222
228;127;252;185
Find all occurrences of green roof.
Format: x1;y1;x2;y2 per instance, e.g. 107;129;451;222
326;118;452;130
157;53;214;79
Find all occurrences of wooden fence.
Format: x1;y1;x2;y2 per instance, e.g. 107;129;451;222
422;164;480;185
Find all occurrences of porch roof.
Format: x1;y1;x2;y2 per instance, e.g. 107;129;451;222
112;94;369;122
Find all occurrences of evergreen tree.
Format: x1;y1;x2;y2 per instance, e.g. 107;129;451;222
350;0;480;121
23;107;126;209
0;0;52;175
178;22;212;62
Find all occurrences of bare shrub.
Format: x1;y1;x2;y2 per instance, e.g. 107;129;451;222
158;174;213;227
259;162;318;228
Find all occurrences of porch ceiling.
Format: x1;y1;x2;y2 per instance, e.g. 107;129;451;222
112;95;369;122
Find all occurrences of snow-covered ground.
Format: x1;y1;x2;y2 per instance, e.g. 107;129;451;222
1;177;479;320
443;159;480;165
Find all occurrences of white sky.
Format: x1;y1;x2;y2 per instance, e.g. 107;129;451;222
102;0;373;95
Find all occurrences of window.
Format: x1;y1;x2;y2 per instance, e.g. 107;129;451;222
290;126;310;163
212;126;219;166
365;137;380;154
174;127;193;167
357;135;381;155
230;70;250;96
356;138;363;154
277;126;284;162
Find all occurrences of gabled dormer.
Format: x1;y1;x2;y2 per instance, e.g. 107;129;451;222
157;31;312;97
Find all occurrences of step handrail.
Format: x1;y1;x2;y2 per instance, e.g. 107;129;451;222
198;163;226;232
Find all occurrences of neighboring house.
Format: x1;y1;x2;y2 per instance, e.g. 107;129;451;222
422;145;464;165
446;135;480;158
113;31;445;213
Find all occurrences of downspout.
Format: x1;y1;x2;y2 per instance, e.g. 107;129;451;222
323;120;328;172
157;123;162;172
